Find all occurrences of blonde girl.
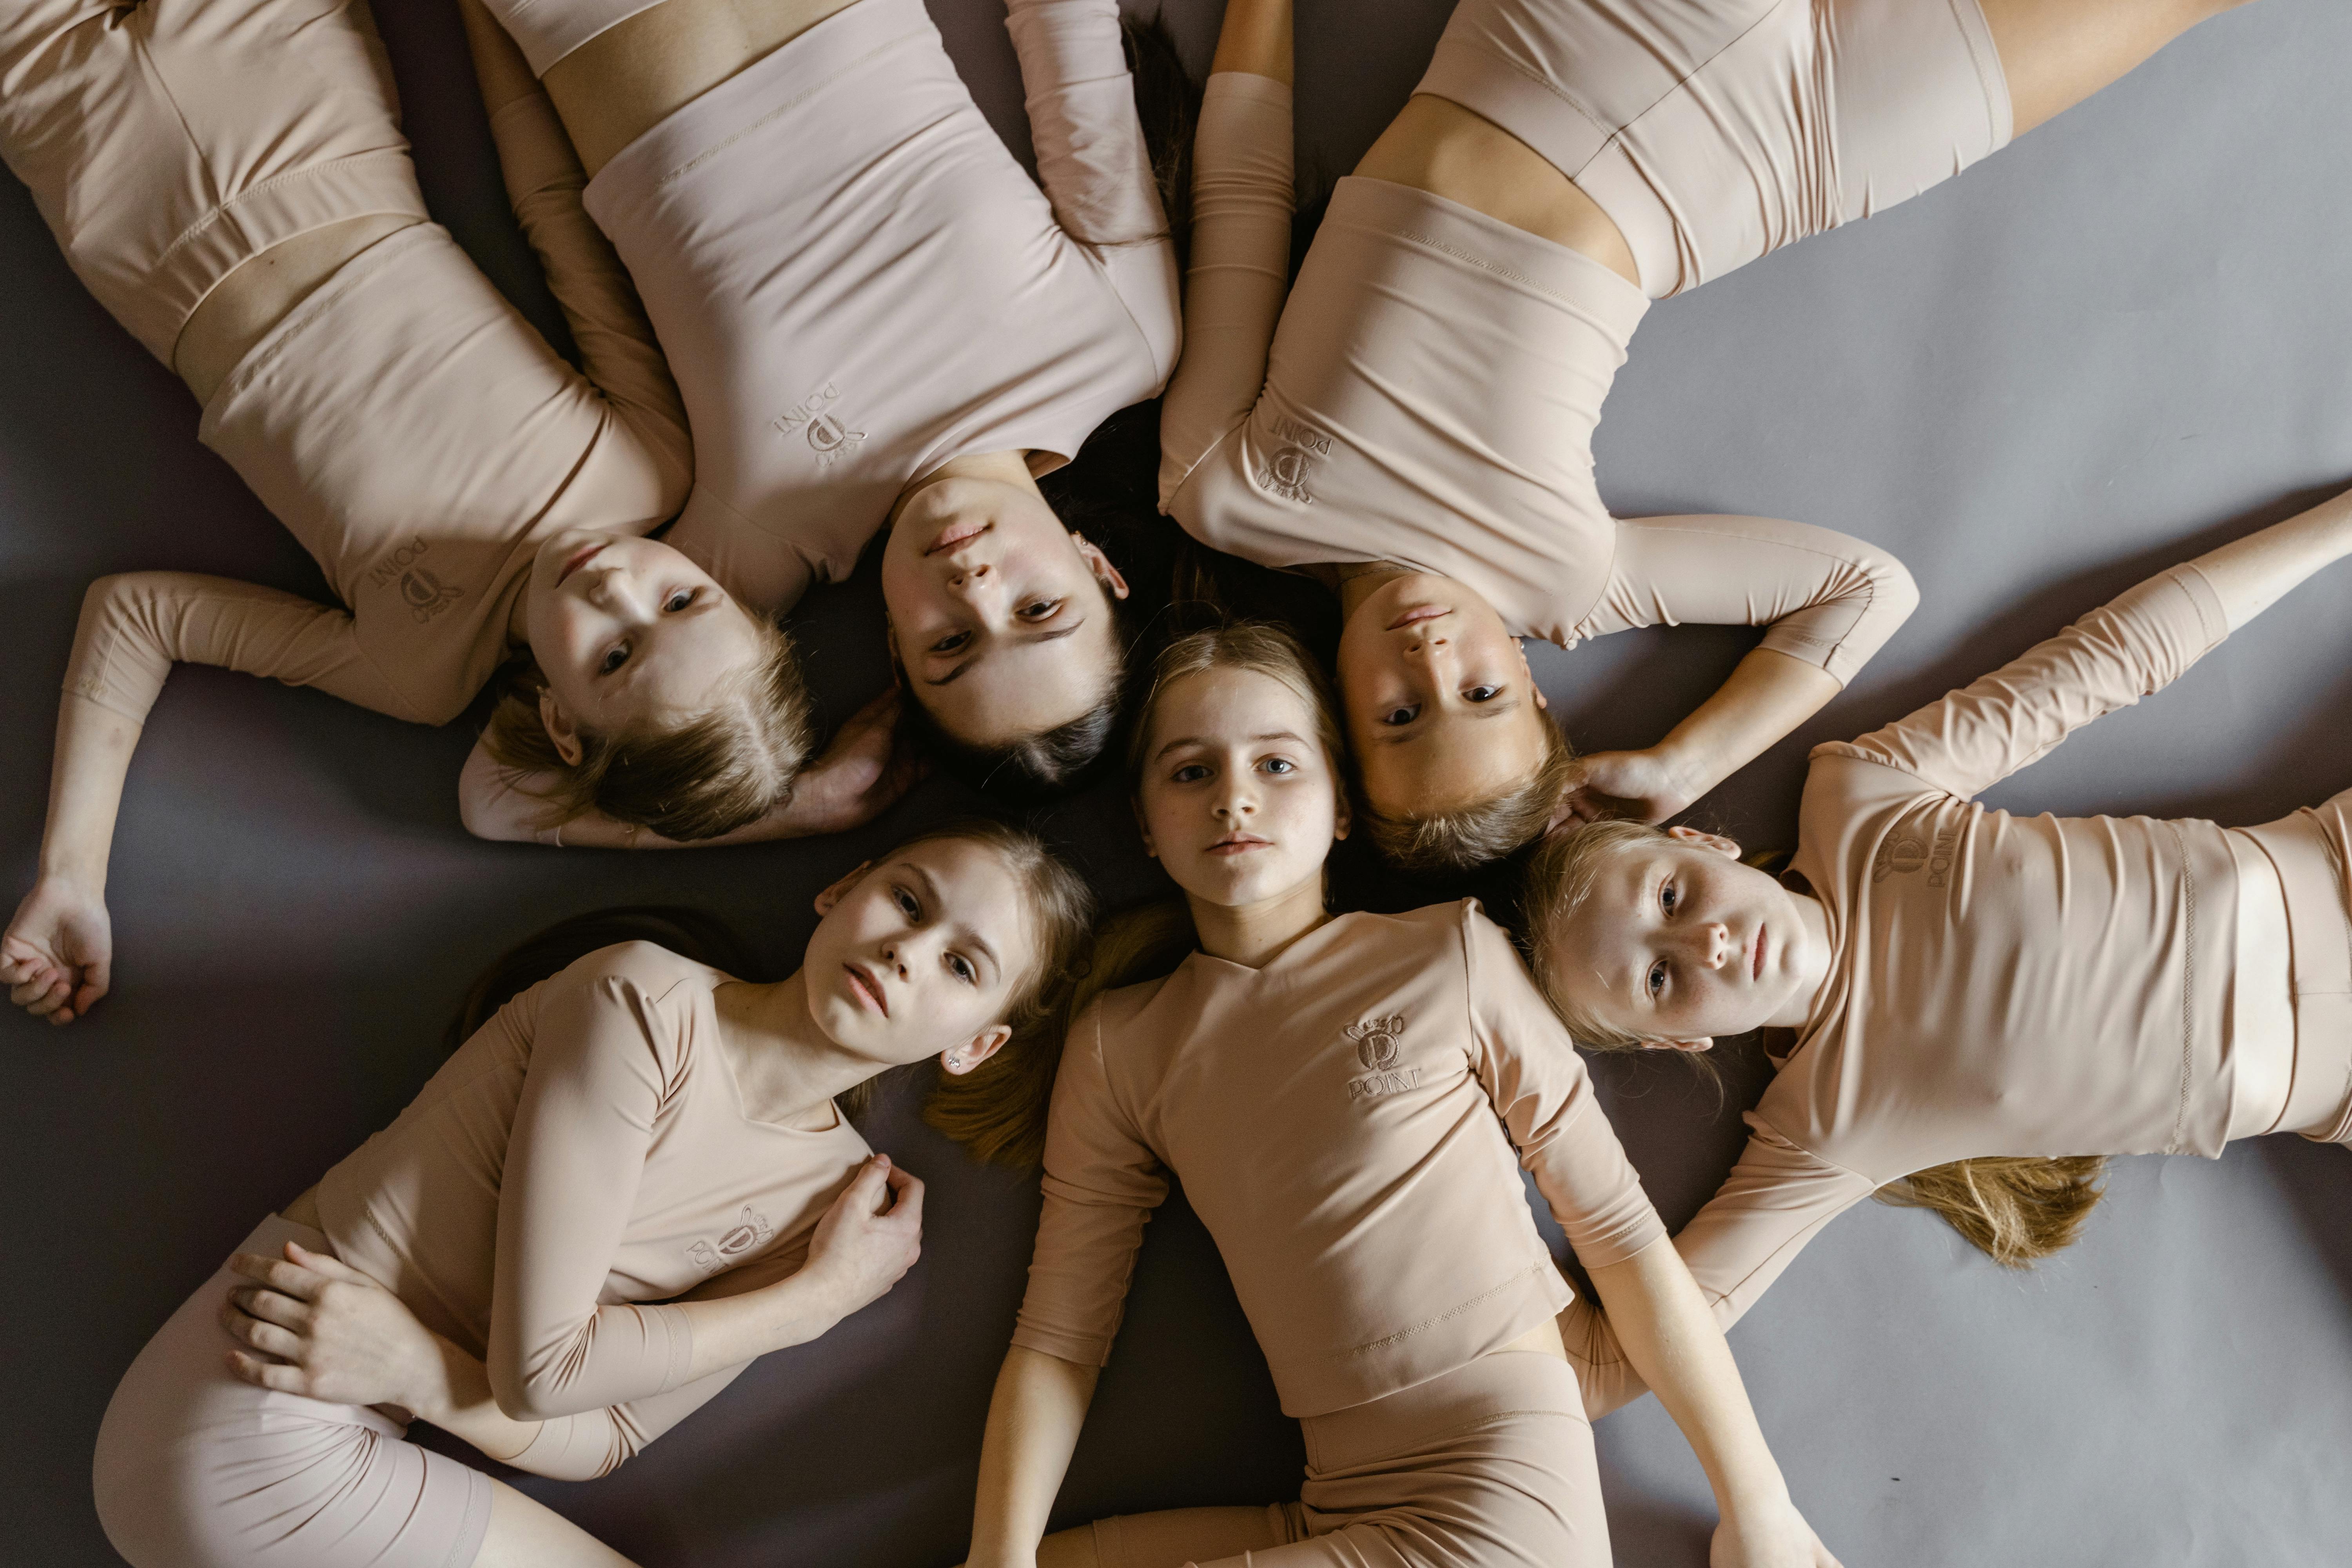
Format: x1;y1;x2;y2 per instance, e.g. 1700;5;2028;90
1521;488;2352;1415
88;818;1091;1568
962;624;1838;1568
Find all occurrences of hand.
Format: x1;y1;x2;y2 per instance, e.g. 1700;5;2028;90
802;1154;924;1321
1553;748;1701;827
219;1242;449;1419
771;688;928;837
1710;1496;1842;1568
1;876;112;1025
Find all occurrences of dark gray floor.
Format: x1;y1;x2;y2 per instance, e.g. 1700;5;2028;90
4;1;2350;1564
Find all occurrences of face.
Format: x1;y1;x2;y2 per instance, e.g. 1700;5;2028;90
880;474;1129;746
524;530;770;755
1135;666;1345;910
1539;831;1817;1048
805;836;1041;1075
1335;573;1552;820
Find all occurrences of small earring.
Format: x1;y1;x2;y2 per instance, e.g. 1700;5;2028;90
947;1052;965;1069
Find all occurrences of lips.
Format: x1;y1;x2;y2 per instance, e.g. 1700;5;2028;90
557;540;606;585
1751;926;1766;981
1207;834;1272;857
924;521;990;557
844;963;889;1016
1385;605;1450;632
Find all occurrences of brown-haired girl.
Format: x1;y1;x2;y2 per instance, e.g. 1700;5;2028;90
962;623;1839;1567
1521;486;2352;1416
455;0;1183;819
87;818;1091;1568
1163;0;2258;872
0;0;914;1025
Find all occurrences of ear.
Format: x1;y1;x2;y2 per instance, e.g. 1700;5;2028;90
1071;532;1131;601
1638;1036;1715;1054
1330;782;1352;842
1665;825;1742;859
942;1022;1014;1076
813;860;875;916
537;688;586;768
1131;795;1158;860
1515;637;1548;711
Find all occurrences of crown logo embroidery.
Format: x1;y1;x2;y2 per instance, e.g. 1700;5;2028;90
774;382;867;468
687;1205;774;1273
1344;1015;1419;1101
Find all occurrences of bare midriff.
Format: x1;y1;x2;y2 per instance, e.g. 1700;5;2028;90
174;213;420;407
541;0;865;177
1353;95;1639;287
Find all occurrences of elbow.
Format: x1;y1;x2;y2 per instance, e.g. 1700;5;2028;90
1871;553;1922;634
487;1355;575;1423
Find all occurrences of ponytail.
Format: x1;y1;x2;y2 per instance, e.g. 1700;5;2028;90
443;906;761;1054
1876;1155;2109;1267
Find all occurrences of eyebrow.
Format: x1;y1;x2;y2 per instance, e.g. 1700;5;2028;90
924;617;1088;688
1151;730;1309;762
909;861;1000;980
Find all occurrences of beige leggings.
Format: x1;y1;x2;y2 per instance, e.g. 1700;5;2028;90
92;1217;494;1568
0;0;427;367
1077;1352;1604;1568
2245;787;2352;1145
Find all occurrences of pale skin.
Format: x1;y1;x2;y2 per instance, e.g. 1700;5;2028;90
964;659;1837;1568
1536;484;2352;1135
1316;0;2260;828
209;834;1046;1566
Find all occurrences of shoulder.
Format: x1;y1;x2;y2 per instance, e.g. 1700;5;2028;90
560;940;725;997
535;942;724;1066
1093;971;1180;1042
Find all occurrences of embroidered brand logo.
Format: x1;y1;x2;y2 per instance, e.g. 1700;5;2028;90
1344;1014;1419;1100
687;1205;774;1273
1872;825;1961;887
1256;417;1331;504
773;383;867;467
399;567;463;624
367;535;433;590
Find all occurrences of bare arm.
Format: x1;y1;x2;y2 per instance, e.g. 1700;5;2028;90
1588;1240;1840;1568
2184;485;2352;633
966;1346;1102;1568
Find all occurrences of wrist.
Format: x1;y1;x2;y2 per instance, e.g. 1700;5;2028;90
32;851;105;891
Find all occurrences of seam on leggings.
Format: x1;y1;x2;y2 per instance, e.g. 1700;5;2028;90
650;28;931;190
2164;820;2197;1156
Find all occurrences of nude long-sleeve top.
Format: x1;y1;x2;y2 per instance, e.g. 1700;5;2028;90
1012;902;1665;1418
1158;73;1915;684
60;83;691;732
315;942;869;1479
589;0;1180;615
1565;564;2258;1416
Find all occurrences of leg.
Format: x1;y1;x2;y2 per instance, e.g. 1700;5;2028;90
1032;1506;1302;1568
475;1482;642;1568
1979;0;2258;137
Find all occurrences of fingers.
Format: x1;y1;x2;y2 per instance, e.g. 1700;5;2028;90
229;1250;327;1301
841;1154;894;1212
217;1298;304;1361
225;1348;309;1395
880;1163;924;1223
283;1241;372;1287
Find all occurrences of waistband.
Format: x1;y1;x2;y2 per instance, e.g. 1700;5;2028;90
2238;811;2352;1142
1300;1349;1586;1475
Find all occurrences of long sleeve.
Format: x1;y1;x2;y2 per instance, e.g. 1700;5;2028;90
1559;1122;1876;1419
485;84;693;512
61;572;421;725
1156;72;1291;509
1009;999;1169;1367
1823;563;2229;802
1573;514;1920;687
1464;913;1666;1270
489;971;695;1421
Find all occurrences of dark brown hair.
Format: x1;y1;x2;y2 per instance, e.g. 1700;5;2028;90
481;615;815;841
1359;713;1576;874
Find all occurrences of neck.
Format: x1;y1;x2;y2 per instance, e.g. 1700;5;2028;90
891;448;1037;528
1318;561;1416;618
1188;877;1331;969
1762;889;1835;1031
715;969;876;1127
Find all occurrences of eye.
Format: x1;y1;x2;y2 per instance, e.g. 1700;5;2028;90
894;886;922;919
946;953;977;984
929;630;972;655
1464;684;1501;702
1017;597;1062;621
1261;757;1296;775
1647;958;1668;999
1660;880;1679;916
599;644;630;675
664;589;695;613
1381;704;1420;726
1171;763;1210;784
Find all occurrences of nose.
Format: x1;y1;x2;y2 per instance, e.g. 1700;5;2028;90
1211;772;1257;822
1695;922;1731;970
881;941;908;980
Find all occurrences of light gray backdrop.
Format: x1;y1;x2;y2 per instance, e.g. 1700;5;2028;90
1;0;2347;1563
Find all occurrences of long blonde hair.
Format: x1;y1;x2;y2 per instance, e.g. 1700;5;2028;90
1521;818;2110;1267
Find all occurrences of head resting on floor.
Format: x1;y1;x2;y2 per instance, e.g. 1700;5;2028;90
486;530;817;841
1335;571;1572;872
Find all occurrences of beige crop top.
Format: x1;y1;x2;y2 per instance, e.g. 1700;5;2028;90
1157;72;1915;684
1564;565;2277;1416
1011;902;1665;1418
316;942;869;1479
60;86;690;731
